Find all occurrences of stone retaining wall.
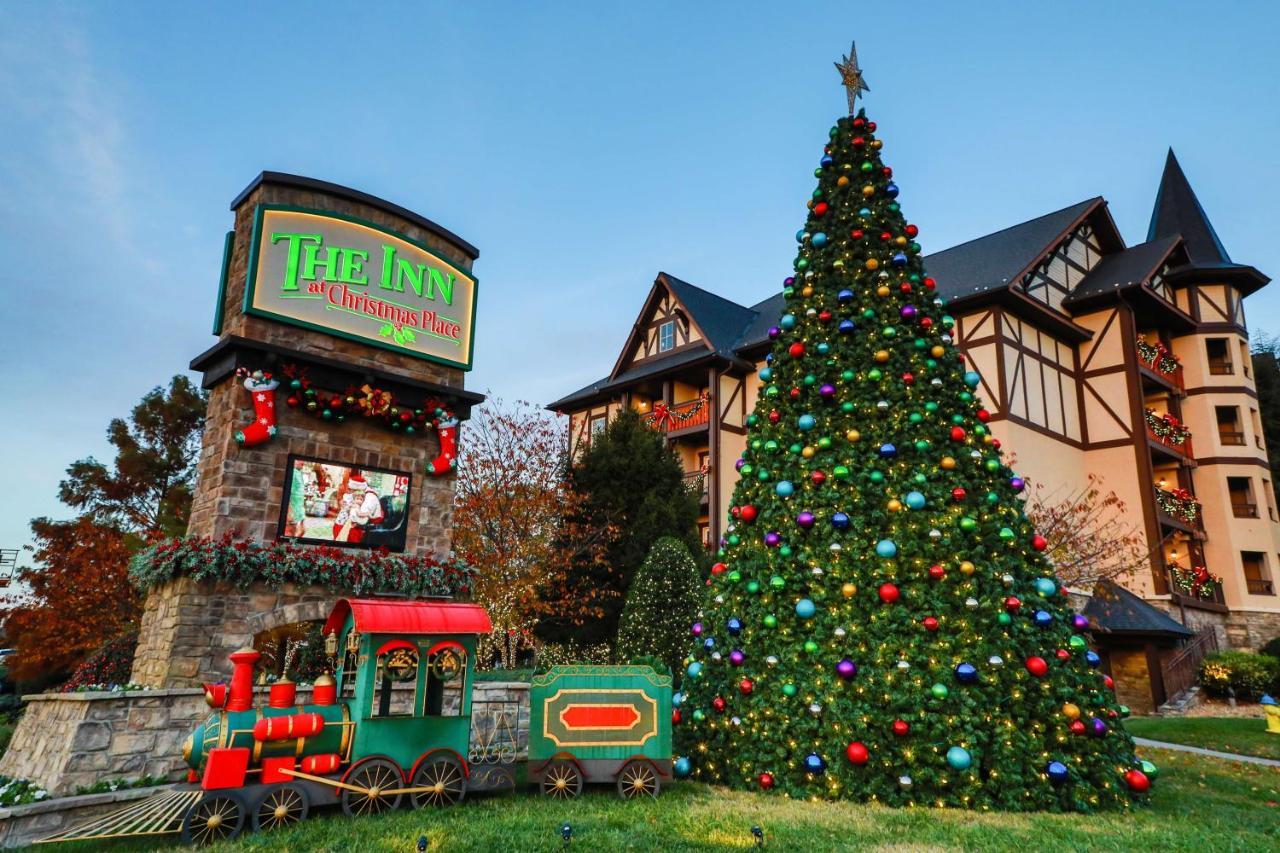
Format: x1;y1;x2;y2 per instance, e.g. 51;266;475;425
0;681;530;797
0;786;172;849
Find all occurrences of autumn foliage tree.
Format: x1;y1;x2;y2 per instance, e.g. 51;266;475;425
3;517;142;683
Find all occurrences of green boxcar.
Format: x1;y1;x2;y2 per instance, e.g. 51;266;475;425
529;665;673;799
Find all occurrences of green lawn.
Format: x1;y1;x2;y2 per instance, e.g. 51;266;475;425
82;748;1280;852
1126;716;1280;761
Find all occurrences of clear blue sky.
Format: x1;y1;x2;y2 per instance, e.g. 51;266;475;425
2;1;1279;557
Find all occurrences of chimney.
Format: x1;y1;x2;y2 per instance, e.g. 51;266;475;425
227;647;261;712
269;675;297;709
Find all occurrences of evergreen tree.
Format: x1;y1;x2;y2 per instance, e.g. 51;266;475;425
536;409;700;646
617;537;702;675
676;55;1149;811
1251;334;1280;508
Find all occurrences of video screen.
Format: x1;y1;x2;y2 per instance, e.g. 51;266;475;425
279;455;412;551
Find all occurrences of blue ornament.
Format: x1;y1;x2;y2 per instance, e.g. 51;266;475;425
946;747;972;770
905;491;926;510
703;637;715;649
963;371;981;387
879;443;897;458
859;207;872;217
775;480;795;498
804;753;826;774
812;232;828;247
875;539;898;559
891;252;908;267
780;314;797;330
1034;577;1057;597
954;662;978;683
686;661;702;678
884;183;899;198
727;617;742;635
674;756;692;778
798;414;816;431
759;367;773;381
820;155;833;168
838;289;855;304
795;598;816;619
795;229;808;243
1047;761;1069;784
831;511;850;529
1086;651;1101;668
672;691;684;707
1034;610;1053;627
838;319;856;334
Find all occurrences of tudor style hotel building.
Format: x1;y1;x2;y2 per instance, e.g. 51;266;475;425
550;152;1280;666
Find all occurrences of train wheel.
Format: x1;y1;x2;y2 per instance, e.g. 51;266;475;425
616;760;661;800
541;760;583;799
411;756;467;808
181;791;246;845
341;758;405;817
252;783;309;832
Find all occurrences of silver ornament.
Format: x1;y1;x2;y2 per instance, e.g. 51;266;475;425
897;659;910;671
898;775;913;789
929;528;942;540
1002;573;1014;586
931;378;943;386
766;655;779;666
988;655;1004;667
811;565;825;576
809;703;823;716
834;627;847;638
711;651;723;662
877;400;890;411
731;716;742;726
829;542;842;553
965;597;979;609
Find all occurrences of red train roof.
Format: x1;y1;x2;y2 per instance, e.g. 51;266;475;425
324;599;493;637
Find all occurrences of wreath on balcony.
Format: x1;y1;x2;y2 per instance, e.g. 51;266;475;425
1170;565;1220;600
1155;486;1199;524
644;393;710;430
1136;337;1181;376
1145;409;1192;446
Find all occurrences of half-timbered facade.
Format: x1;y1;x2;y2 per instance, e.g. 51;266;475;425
549;151;1280;666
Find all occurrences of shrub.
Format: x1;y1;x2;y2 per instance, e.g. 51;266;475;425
616;537;702;678
1198;650;1280;700
0;776;49;806
1259;636;1280;661
60;634;139;693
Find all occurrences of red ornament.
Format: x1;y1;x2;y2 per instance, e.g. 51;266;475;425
867;121;877;131
813;202;829;217
1103;675;1115;690
1004;596;1022;613
900;283;913;294
881;166;892;177
951;487;967;502
992;439;1002;450
923;276;936;290
919;317;932;329
712;696;726;712
1055;649;1071;662
789;388;802;400
759;772;775;790
902;372;915;385
950;426;967;441
851;228;865;239
818;310;833;324
740;505;758;523
846;741;870;765
1025;656;1049;677
286;396;299;407
672;709;682;725
788;342;806;359
928;564;946;581
1069;719;1086;735
711;562;727;576
879;231;892;242
878;583;901;604
811;470;827;486
739;678;754;695
905;224;919;238
1124;769;1151;793
768;410;781;423
923;616;939;632
1032;534;1049;552
976;409;991;423
892;719;910;737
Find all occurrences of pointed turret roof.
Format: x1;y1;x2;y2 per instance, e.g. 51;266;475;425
1147;150;1232;265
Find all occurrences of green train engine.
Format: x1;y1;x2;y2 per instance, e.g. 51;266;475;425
178;597;492;843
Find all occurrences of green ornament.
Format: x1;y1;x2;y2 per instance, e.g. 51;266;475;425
914;439;929;452
986;492;1000;505
984;459;1001;473
833;465;851;479
931;683;949;700
741;464;754;476
1069;635;1087;650
999;527;1016;541
925;402;939;413
728;534;740;546
757;469;770;481
909;412;923;424
764;614;778;628
959;517;978;532
841;401;855;413
869;471;885;484
782;683;797;697
765;439;779;452
747;581;760;594
322;409;333;419
770;575;786;590
997;612;1012;626
868;368;883;381
882;326;897;338
803;640;819;654
788;443;802;454
693;709;706;722
728;571;742;583
841;370;855;381
779;545;793;558
817;436;832;449
804;374;817;386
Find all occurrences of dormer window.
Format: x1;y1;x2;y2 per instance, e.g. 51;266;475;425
659;320;675;352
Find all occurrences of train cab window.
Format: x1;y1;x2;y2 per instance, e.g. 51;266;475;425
339;645;359;700
425;646;466;717
372;646;419;718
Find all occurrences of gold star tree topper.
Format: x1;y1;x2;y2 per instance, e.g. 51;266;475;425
834;41;870;114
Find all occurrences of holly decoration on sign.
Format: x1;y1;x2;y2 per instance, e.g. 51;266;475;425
673;55;1150;811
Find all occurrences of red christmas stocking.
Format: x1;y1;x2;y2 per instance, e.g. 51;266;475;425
234;370;280;447
428;415;459;476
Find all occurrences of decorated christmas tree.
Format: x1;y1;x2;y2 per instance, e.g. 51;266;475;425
674;45;1154;811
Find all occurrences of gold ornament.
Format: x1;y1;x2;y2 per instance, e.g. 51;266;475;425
846;429;861;442
931;345;945;358
837;175;850;187
1063;702;1081;720
865;258;879;270
940;456;956;470
871;139;883;149
861;185;875;197
876;285;891;297
842;582;857;598
887;499;902;512
960;561;976;576
802;445;816;459
802;285;814;297
875;350;889;363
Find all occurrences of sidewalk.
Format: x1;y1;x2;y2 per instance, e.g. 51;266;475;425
1133;736;1280;768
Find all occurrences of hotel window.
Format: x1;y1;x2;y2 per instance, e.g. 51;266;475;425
658;321;675;353
1228;477;1258;518
1242;551;1274;596
1216;406;1246;445
590;414;607;436
1206;338;1233;375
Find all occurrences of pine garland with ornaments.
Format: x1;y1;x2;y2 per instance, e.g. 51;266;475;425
673;46;1153;811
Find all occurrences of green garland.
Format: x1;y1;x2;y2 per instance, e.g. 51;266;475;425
1154;487;1199;525
130;535;477;599
1170;565;1220;601
1144;409;1191;446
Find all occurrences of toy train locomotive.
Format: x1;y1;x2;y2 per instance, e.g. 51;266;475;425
168;598;672;844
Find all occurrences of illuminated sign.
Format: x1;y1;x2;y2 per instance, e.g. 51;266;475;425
243;205;477;370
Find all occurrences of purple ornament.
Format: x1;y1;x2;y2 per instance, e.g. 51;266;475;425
1010;477;1026;492
1071;614;1090;632
768;326;781;340
1090;717;1109;738
691;622;703;637
735;458;746;471
796;511;815;529
900;304;917;320
820;383;836;399
764;531;781;548
783;276;795;287
836;658;858;680
730;649;745;666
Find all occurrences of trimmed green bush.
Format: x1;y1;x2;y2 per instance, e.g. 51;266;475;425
1198;650;1280;700
616;537;701;677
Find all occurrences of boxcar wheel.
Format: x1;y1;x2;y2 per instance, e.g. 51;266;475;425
411;755;467;808
181;791;246;845
541;760;583;799
341;758;405;816
252;783;309;831
616;760;661;800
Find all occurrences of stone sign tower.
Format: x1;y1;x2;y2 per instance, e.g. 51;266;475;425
130;173;483;687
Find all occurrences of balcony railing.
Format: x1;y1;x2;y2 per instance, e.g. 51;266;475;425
1154;487;1201;526
642;395;710;434
1208;361;1234;376
1167;564;1226;606
1145;409;1193;458
1231;502;1258;519
1247;578;1275;595
1136;338;1184;388
1219;430;1246;446
683;470;709;500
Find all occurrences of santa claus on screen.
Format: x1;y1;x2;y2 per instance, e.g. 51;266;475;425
332;475;384;543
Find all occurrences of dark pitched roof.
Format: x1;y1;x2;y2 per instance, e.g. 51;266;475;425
660;273;758;356
735;293;787;351
1082;580;1193;638
924;198;1102;303
1067;235;1181;303
547;347;714;411
1147;150;1232;266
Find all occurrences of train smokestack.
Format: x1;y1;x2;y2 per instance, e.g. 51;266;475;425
269;675;296;708
227;647;261;712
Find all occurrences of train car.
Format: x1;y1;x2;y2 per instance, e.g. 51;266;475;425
529;665;673;800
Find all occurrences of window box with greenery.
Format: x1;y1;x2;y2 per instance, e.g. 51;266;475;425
1136;337;1181;379
1145;408;1192;446
1169;564;1222;601
1154;485;1199;525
